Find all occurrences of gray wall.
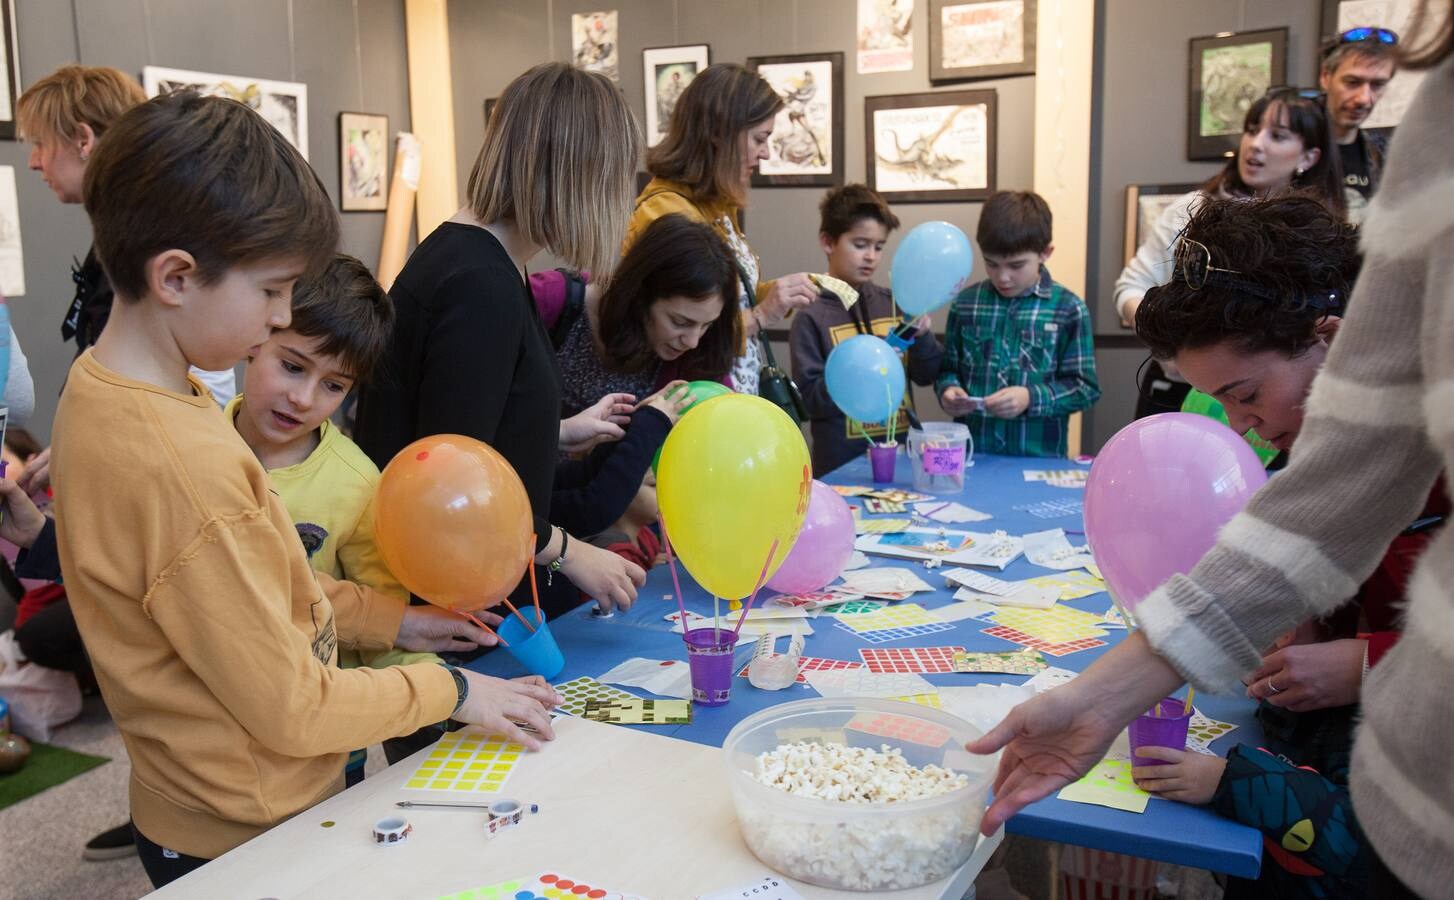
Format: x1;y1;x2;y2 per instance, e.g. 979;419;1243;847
448;0;1038;422
3;0;412;440
1085;0;1324;450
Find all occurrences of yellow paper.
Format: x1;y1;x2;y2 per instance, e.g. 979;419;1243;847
856;517;913;534
1058;760;1150;813
837;603;937;632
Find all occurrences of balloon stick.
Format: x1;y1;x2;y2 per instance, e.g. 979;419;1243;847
498;596;537;635
454;609;508;647
526;534;544;628
657;517;692;639
1183;689;1194;718
731;538;781;638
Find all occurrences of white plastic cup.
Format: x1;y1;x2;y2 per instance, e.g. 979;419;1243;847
908;422;972;494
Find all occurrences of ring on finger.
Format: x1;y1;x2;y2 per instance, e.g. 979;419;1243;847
1267;677;1282;694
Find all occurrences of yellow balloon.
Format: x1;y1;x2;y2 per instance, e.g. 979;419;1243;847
657;394;812;599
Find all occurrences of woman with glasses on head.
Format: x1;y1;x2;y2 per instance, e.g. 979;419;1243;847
1115;87;1342;418
969;2;1454;894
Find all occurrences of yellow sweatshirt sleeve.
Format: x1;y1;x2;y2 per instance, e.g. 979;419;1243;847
624;191;706;253
144;512;456;757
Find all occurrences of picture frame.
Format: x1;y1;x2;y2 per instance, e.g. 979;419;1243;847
0;0;20;140
747;51;844;188
572;10;620;84
143;65;309;159
1122;182;1201;266
865;89;997;202
642;44;710;148
337;112;389;212
1187;28;1287;161
929;0;1037;84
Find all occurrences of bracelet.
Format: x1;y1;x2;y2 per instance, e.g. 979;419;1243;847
546;528;569;587
439;662;468;716
1361;643;1370;682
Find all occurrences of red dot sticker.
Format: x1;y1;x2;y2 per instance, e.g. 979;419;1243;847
589;892;607;899
540;874;559;884
658;661;673;667
573;887;591;896
555;880;574;889
416;451;430;461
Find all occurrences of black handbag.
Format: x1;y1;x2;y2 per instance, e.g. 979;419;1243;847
738;263;807;424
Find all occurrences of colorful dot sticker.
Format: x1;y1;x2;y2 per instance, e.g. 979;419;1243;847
434;871;644;900
402;728;526;794
552;676;640;717
980;624;1107;657
859;646;965;674
846;711;952;747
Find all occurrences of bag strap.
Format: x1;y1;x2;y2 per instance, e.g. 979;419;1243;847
546;268;587;350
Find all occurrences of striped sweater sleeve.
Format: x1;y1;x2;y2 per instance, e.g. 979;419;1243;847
1136;183;1445;694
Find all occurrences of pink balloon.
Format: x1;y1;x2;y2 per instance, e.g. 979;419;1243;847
1084;413;1268;614
766;480;856;594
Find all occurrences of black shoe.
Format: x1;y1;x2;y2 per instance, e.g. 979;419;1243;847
82;823;137;861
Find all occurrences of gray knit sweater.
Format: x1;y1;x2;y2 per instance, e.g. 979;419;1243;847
1135;56;1454;897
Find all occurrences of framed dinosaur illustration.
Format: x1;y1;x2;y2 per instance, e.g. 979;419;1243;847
864;89;997;202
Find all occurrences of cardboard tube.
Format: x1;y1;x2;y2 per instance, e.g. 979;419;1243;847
377;133;421;291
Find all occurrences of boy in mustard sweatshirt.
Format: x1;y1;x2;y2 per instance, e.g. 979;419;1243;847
50;92;559;888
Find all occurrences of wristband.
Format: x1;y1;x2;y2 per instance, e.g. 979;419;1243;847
546;528;569;587
1361;643;1370;682
439;662;468;716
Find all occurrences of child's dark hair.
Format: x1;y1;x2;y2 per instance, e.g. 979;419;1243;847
1201;90;1344;218
819;184;901;240
597;214;740;381
1135;195;1360;361
4;427;42;461
976;191;1052;256
288;254;395;382
83;91;338;302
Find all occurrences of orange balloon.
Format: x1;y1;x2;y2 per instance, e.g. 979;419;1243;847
374;435;534;612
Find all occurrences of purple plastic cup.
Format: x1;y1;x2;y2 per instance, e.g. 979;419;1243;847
684;627;735;706
1128;696;1192;766
868;443;897;483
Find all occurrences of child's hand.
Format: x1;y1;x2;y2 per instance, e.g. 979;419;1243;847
910;315;932;336
395;605;505;652
0;479;47;549
984;386;1030;418
455;671;559;751
561;538;646;613
15;446;51;495
940;386;976;416
1245;638;1366;711
560;392;637;454
1131;748;1225;804
638;381;692;424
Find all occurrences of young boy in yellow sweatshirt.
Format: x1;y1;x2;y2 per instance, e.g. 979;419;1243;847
226;253;450;785
50;92;559;889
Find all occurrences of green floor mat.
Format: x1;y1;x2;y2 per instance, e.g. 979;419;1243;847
0;740;109;811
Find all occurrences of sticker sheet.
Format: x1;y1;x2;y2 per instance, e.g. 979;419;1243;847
834;619;956;644
862;497;908;514
581;697;692;725
855;516;913;535
990;605;1109;643
664;610;812;638
857;529;1023;569
762;590;863;611
890;692;944;708
846;710;951;748
404;729;526;793
1024;666;1079;693
837;567;936;594
700;875;805;900
831;485;874;497
952;649;1048;675
829;599;890;616
1013;498;1084;519
954;584;1061;610
1023;469;1089;487
739;654;862;684
803;667;936;699
932;597;999;622
835;603;938;632
553;676;640;717
1189;710;1238;745
596;657;692;699
1058;760;1150;813
912;500;992;523
859;646;966;674
942;568;1019;596
981;624;1107;657
1023;570;1108;601
436;872;647;900
865;488;932;503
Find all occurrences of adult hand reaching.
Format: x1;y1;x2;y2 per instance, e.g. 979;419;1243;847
560;538;646;613
455;672;560;751
560;392;637;454
756;273;819;327
395;605;504;653
1245;638;1366;712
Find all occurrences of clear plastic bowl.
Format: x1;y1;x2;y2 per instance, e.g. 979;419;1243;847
722;698;996;892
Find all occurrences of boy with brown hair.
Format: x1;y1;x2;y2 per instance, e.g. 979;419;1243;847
791;183;942;475
936;190;1098;458
51;91;558;888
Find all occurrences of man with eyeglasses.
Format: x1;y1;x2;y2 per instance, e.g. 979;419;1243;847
1319;27;1398;222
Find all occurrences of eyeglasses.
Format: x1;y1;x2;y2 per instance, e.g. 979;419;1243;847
1173;237;1343;310
1338;26;1398;46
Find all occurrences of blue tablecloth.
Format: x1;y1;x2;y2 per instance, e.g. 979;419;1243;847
468;452;1263;878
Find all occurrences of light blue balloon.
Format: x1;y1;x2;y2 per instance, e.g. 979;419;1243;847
824;335;906;425
890;221;975;316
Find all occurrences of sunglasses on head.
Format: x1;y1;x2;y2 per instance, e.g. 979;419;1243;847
1262;85;1327;104
1338;26;1398;45
1173;237;1343;310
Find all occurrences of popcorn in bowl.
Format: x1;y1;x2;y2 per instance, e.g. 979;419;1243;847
750;741;968;803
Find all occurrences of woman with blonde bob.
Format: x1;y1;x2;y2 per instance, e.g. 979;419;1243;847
629;63;820;393
355;62;648;618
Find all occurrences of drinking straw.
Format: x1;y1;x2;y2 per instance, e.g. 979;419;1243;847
527;533;544;626
1183;689;1195;717
853;420;876;444
454;609;508;647
657;516;692;639
731;538;782;638
498;596;537;635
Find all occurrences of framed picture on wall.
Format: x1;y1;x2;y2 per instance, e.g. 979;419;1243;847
0;1;20;140
747;51;844;188
929;0;1037;83
338;112;388;212
865;89;997;202
642;44;710;148
1122;182;1201;266
1186;28;1287;161
143;66;310;159
572;10;620;84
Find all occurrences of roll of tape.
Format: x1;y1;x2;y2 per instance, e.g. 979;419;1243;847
484;798;525;840
373;815;413;845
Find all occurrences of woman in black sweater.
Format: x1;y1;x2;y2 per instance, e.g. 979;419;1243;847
354;63;646;617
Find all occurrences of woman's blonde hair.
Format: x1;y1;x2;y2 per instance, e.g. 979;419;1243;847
467;63;640;278
17;65;147;144
646;64;783;208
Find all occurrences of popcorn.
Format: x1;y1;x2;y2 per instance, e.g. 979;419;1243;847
738;741;983;890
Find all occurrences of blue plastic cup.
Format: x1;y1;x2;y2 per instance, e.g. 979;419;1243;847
497;607;565;680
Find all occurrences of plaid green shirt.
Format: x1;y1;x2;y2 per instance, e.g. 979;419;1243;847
934;267;1099;457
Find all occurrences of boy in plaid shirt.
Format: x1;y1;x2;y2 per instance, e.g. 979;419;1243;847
936;191;1098;457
